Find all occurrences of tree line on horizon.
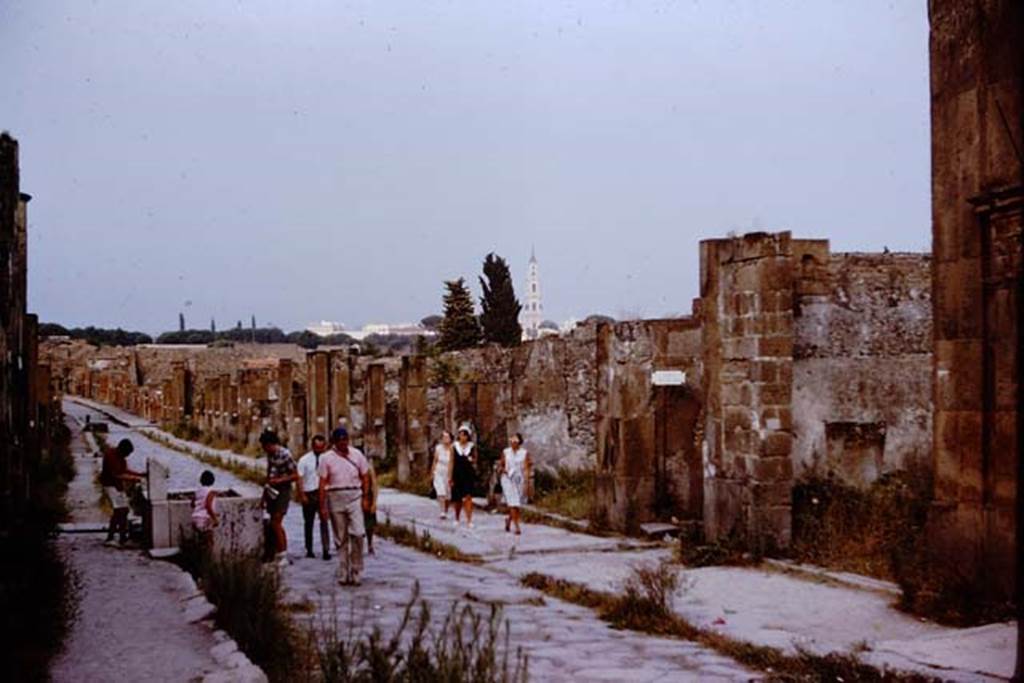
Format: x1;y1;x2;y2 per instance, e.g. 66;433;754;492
40;252;616;352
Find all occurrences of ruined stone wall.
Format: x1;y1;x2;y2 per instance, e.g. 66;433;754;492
0;133;61;530
928;0;1022;601
592;319;703;531
699;231;934;552
406;326;598;474
792;251;933;484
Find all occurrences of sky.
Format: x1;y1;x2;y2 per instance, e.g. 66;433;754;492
0;1;931;335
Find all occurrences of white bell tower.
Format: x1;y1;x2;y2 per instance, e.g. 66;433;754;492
521;246;544;340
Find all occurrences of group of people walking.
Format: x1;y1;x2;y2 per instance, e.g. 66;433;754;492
98;416;530;589
430;423;533;536
255;427;378;586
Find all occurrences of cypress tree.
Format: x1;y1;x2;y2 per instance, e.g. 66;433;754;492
439;278;481;351
479;252;522;346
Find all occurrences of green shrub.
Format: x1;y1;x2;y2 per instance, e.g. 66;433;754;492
164;420;202;441
678;527;755;567
791;466;931;581
530;467;595;521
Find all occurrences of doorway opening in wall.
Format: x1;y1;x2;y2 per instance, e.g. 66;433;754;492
653;385;702;524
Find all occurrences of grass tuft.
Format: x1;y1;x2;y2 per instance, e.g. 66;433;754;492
313;582;528;683
376;517;483;564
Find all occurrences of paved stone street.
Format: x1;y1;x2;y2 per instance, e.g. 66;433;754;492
68;397;1018;682
68;398;757;681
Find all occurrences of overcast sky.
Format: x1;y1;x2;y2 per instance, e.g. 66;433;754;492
1;1;930;335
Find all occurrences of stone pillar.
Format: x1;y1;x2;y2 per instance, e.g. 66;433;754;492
276;359;294;444
226;382;239;443
364;363;387;459
306;350;330;438
216;373;230;438
330;350;351;429
171;360;191;419
928;0;1022;604
700;232;796;553
399;355;429;483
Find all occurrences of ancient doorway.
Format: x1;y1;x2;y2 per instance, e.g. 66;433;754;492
653;384;703;521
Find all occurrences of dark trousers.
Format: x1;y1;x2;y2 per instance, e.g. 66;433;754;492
302;490;331;556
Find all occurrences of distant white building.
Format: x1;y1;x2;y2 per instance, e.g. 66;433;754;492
521;247;544;340
347;323;436;341
559;317;579;334
306;321;347;337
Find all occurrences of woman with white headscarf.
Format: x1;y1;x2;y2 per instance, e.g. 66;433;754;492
450;423;477;528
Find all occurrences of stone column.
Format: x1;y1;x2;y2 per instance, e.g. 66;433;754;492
700;231;796;553
306;350;330;438
364;363;387;459
399;355;429;483
928;0;1022;604
329;350;351;429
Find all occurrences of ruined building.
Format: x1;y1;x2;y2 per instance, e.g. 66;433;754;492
926;0;1022;602
48;1;1021;585
59;232;934;549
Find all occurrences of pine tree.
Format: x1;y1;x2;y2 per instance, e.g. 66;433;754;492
479;253;522;346
439;278;481;351
178;312;185;332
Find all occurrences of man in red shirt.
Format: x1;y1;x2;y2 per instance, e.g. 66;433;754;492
100;438;144;546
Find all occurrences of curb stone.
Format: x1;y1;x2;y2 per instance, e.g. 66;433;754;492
202;665;268;683
210;639;239;664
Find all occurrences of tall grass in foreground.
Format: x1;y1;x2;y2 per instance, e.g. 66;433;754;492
178;535;300;682
313;582;528;683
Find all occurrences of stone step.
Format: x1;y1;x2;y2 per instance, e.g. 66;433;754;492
57;522;109;534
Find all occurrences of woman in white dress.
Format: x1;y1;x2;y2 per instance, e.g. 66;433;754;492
499;433;531;535
431;430;454;519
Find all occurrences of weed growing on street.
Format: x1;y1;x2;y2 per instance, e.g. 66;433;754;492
377;517;483;564
313;582;528;683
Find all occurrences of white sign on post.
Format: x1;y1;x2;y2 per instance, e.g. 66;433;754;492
651;370;686;386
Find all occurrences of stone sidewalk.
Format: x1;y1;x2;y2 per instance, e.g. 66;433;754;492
54;402;266;683
68;397;1018;681
378;484;1016;681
